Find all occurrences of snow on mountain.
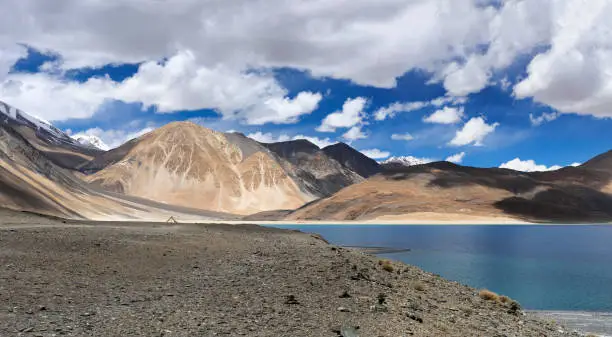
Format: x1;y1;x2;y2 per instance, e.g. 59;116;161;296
71;134;110;151
0;100;85;149
381;156;434;167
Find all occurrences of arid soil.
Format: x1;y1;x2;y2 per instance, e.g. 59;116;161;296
0;210;579;336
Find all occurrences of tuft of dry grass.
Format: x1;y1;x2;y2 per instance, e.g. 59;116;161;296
414;282;426;292
478;289;500;302
499;295;510;304
379;260;394;272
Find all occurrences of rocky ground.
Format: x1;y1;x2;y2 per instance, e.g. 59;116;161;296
0;209;581;336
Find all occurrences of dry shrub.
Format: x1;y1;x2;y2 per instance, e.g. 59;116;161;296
478;289;499;302
414;282;426;292
380;260;394;272
499;295;510;304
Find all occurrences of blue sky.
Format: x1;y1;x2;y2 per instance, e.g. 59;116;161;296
1;0;611;171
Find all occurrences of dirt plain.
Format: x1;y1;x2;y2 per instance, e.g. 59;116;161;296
0;209;581;337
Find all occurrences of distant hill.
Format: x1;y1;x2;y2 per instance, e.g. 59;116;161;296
322;142;381;178
282;156;612;222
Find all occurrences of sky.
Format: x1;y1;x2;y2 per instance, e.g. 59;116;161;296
1;0;611;171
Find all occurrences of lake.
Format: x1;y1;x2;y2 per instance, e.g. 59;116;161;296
271;225;612;312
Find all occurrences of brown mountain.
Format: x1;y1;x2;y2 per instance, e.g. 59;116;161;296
263;139;364;196
84;122;324;214
322;142;381;178
284;154;612;222
0;119;233;220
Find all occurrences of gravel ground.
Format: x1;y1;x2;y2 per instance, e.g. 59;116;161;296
0;211;581;336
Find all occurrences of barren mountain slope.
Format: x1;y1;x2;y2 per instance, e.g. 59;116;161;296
322;142;381;178
0;101;102;170
287;159;612;222
263;139;364;196
0;122;230;220
85;122;314;214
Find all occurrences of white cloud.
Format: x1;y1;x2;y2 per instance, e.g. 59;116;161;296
318;97;367;132
0;0;499;88
391;133;414;141
360;148;390;159
499;158;564;172
342;126;368;141
445;152;466;164
0;44;27;82
247;132;336;148
73;126;154;149
529;112;560;126
246;132;291;144
449;117;499;147
375;96;467;121
374;101;427;121
423;106;465;124
442;58;490;97
293;135;337;149
513;0;612;118
430;96;468;107
0;51;322;124
1;0;611;119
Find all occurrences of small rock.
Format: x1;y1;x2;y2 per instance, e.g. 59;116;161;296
337;306;351;312
340;325;360;337
284;295;299;305
407;312;424;323
23;327;34;332
38;305;46;311
339;291;351;298
370;304;388;313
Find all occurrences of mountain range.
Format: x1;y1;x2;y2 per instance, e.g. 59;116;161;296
1;100;611;223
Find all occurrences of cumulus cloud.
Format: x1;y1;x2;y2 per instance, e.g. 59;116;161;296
529;112;560;126
246;132;291;144
374;101;427;121
247;132;336;148
0;51;322;124
1;0;611;119
360;149;391;159
499;158;563;172
374;96;467;121
318;97;367;132
423;106;465;124
445;152;466;164
342;126;368;142
449;117;499;146
72;126;155;149
513;1;612;118
391;133;414;141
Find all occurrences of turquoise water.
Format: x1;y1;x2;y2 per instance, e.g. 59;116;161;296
271;225;612;311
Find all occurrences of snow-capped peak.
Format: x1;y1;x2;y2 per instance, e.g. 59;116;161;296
0;100;75;142
381;156;434;167
71;134;110;151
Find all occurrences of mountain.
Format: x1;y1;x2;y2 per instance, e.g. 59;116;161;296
263;139;364;196
0;117;234;220
381;156;433;169
71;134;110;151
0;100;102;169
283;155;612;222
322;142;381;178
84;122;319;214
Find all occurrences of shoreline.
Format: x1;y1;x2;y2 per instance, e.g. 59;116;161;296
528;310;612;336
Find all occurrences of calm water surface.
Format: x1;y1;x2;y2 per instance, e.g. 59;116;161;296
271;225;612;311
